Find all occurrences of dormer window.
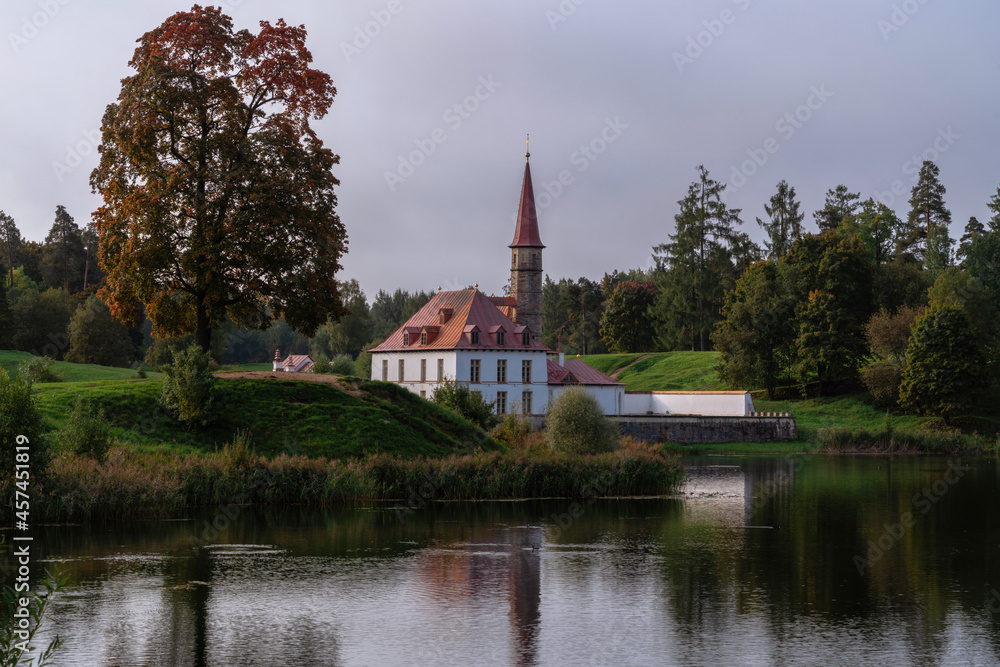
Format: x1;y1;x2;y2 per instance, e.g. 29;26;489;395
420;331;427;345
496;330;505;346
403;332;409;346
439;309;453;325
471;330;479;345
521;331;530;346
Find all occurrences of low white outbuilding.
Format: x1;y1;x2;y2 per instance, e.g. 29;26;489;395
622;391;755;417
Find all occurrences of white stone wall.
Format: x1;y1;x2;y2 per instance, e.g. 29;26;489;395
549;384;624;416
622;392;754;417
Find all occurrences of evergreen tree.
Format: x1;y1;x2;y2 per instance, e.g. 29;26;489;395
0;210;18;288
956;216;985;266
652;165;742;351
903;161;953;268
599;279;659;353
81;222;102;290
965;231;1000;316
0;269;10;348
988;186;1000;232
713;260;794;399
899;306;988;424
41;205;85;292
757;180;804;260
558;277;605;355
813;185;861;232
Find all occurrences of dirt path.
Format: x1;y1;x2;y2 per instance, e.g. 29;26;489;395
609;354;654;380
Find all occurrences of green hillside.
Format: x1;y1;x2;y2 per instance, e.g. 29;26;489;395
0;350;162;381
34;376;499;459
578;352;725;391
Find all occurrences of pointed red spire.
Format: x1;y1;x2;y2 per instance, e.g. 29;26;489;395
510;146;545;248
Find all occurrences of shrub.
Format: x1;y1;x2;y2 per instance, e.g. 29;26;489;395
546;386;619;455
330;353;356;376
860;358;902;407
17;356;64;383
59;396;113;463
490;412;533;450
220;428;256;469
0;367;49;472
433;379;498;430
160;344;218;428
311;353;331;374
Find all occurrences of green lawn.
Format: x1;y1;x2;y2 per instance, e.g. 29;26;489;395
579;351;725;391
0;350;162;381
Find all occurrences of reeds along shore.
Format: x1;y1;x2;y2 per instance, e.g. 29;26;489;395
817;426;1000;455
1;442;684;522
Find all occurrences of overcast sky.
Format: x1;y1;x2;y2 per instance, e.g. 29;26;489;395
2;0;999;299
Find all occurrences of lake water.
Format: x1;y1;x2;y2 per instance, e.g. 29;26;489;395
26;455;1000;666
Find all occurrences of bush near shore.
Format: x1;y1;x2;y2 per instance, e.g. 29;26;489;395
1;440;684;522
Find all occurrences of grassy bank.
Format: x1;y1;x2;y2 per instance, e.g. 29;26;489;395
5;443;684;522
579;351;725;391
35;376;500;459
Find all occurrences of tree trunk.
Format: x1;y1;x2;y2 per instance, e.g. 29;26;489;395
196;297;212;354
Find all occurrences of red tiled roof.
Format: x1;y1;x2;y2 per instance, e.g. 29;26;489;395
510;159;544;248
372;289;551;352
547;358;623;386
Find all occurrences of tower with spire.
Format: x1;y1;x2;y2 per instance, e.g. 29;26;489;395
509;136;545;342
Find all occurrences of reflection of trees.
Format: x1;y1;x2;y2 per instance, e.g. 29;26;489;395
657;456;1000;664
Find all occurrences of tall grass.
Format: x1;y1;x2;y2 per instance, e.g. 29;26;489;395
817;426;1000;455
3;443;684;522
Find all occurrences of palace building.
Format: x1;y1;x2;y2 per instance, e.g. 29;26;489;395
370;146;625;415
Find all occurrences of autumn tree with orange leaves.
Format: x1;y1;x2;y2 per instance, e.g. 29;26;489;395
90;5;347;352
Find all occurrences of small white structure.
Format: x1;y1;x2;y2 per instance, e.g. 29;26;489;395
623;391;755;417
273;349;314;373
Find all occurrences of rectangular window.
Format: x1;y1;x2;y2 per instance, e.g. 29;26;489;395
403;332;409;346
521;331;530;346
381;359;388;381
522;391;532;415
497;330;505;346
497;359;507;384
471;330;480;345
496;391;507;415
420;390;426;399
420;359;427;382
522;360;532;384
398;359;405;383
437;359;444;382
470;359;481;383
420;331;427;345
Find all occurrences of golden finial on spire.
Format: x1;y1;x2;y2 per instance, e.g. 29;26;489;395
525;134;530;160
